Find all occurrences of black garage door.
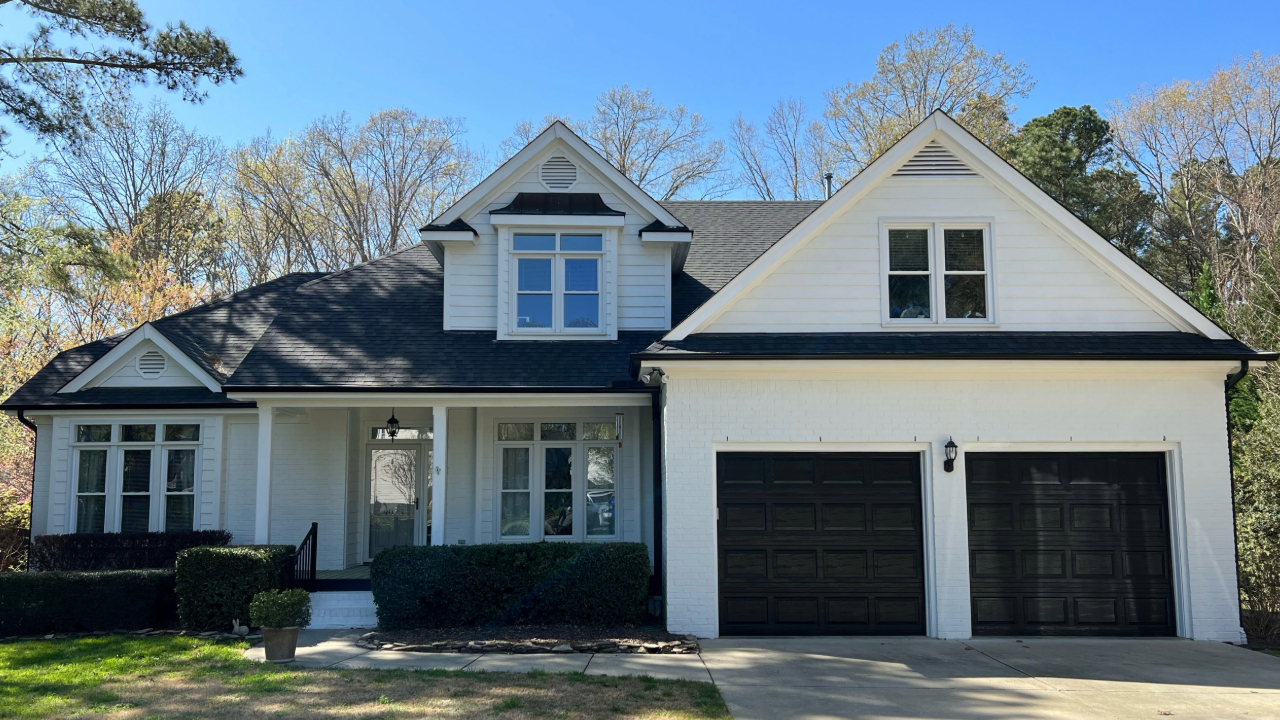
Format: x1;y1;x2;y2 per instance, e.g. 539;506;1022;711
717;452;925;636
967;453;1176;636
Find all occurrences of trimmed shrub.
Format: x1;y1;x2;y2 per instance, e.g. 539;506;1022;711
175;545;295;631
250;589;312;628
0;569;176;634
372;542;651;630
30;530;232;571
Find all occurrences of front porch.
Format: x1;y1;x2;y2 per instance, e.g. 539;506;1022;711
231;394;661;598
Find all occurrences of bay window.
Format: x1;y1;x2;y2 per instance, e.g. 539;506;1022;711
496;419;618;541
71;422;202;534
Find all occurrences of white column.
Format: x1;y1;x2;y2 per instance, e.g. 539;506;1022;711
431;406;448;545
254;405;273;544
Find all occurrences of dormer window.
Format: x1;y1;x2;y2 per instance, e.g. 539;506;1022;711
513;232;603;333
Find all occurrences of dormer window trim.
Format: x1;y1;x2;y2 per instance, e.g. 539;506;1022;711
878;217;998;328
494;224;619;341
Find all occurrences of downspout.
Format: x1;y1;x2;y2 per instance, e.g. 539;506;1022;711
1224;361;1248;641
650;388;665;615
16;410;37;572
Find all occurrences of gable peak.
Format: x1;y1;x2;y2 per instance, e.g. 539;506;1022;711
893;139;978;178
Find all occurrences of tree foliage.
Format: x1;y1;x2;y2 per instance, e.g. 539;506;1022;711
0;0;240;145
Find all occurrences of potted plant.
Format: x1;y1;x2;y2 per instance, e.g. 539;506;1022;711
249;588;312;663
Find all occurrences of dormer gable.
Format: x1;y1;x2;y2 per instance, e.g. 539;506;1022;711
59;323;221;393
421;122;690;339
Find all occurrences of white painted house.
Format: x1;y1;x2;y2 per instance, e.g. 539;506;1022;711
6;112;1272;641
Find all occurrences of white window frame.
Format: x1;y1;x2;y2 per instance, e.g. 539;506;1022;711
879;218;997;327
494;419;620;542
509;231;605;336
68;420;203;533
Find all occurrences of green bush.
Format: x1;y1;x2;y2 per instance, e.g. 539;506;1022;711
372;542;651;630
174;545;295;631
250;588;312;628
29;530;232;571
0;569;176;634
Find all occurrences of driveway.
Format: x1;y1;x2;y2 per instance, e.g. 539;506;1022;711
700;636;1280;719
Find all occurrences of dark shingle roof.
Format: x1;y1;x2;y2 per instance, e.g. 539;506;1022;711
661;201;822;323
491;193;624;216
639;332;1277;361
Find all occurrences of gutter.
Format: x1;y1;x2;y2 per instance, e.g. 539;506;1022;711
223;385;655;394
14;409;36;432
16;410;37;572
633;352;1280;363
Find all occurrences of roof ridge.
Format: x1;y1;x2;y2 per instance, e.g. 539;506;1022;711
298;243;434;291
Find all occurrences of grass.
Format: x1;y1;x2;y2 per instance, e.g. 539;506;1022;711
0;636;730;719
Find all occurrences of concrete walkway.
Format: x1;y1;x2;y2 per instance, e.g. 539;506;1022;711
243;629;713;682
701;636;1280;720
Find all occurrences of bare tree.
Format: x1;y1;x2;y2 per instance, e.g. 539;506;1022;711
497;115;571;162
823;25;1033;176
729;114;777;199
731;99;827;200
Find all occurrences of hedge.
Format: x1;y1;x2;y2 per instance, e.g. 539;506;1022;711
30;530;232;571
0;570;176;634
174;545;295;631
372;542;651;630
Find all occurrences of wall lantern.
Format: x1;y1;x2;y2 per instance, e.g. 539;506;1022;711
943;437;958;473
384;409;401;442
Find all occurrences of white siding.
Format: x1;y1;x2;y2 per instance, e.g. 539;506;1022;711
93;340;204;388
223;417;258;544
445;407;476;544
30;419;51;537
46;418;72;533
444;147;671;333
659;361;1242;643
269;409;347;570
703;176;1177;333
197;418;222;530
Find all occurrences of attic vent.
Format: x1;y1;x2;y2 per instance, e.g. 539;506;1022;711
540;156;578;191
137;350;166;379
893;140;978;177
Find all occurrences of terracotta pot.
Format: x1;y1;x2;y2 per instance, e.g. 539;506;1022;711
262;627;301;663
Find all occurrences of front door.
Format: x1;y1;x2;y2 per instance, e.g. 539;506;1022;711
368;445;427;560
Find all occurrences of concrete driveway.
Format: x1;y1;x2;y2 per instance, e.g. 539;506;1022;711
701;636;1280;719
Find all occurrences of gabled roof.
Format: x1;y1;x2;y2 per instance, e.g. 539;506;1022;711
425;121;684;231
664;111;1232;341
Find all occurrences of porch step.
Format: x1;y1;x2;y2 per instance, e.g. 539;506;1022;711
307;591;377;629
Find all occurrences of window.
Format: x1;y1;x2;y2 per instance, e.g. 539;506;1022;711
71;422;202;534
495;420;618;540
883;223;992;325
512;233;602;333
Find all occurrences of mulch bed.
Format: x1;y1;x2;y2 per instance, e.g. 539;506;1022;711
358;625;700;655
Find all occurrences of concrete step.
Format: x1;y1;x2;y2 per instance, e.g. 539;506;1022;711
307;591;377;629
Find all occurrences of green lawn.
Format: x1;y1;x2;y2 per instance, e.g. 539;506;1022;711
0;636;730;719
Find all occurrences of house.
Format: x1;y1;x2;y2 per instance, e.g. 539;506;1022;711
5;112;1273;641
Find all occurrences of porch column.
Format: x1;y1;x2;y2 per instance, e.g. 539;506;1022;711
254;405;273;544
431;407;447;545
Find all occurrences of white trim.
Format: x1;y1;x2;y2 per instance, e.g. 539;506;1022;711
664;111;1230;341
420;230;477;243
223;392;654;407
60;323;222;393
490;214;626;228
640;230;692;244
253;405;273;544
429;121;682;230
432;407;448;545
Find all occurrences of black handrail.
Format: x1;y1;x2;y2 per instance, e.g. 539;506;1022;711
295;522;318;591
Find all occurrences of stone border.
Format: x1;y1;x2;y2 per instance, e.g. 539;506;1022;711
357;633;700;655
1;628;258;643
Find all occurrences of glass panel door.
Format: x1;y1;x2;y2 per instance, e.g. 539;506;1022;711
369;447;417;559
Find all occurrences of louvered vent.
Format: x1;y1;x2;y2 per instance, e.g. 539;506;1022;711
893;140;978;177
137;350;166;379
540;156;578;191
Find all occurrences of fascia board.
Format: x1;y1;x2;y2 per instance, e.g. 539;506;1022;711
59;323;222;393
664;116;943;341
417;230;477;243
932;113;1228;339
640;231;693;244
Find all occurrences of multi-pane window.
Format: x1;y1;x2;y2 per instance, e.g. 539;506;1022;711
496;420;618;540
513;233;602;333
884;224;992;324
71;422;201;534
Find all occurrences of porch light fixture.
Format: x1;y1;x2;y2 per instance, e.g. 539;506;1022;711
384;409;401;442
943;437;958;473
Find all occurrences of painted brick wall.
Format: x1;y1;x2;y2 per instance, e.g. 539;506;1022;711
659;362;1242;642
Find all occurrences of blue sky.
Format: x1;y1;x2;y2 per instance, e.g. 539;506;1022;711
6;0;1280;167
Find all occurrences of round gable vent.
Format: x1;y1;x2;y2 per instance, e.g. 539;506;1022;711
540;156;578;191
138;350;166;379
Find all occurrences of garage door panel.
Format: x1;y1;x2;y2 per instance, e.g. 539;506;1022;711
967;452;1175;636
719;452;924;636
